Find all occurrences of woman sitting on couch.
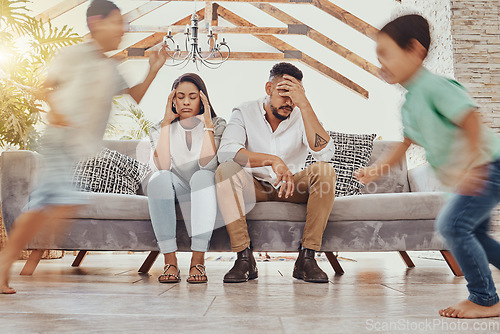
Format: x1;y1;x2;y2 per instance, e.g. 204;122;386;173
148;73;226;283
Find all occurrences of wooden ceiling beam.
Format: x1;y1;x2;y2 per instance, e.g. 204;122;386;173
34;0;89;22
127;26;289;34
115;51;285;62
122;1;171;23
35;0;379;43
146;0;291;3
311;0;378;40
205;1;214;29
210;3;219;49
145;0;378;40
217;5;369;98
84;1;170;40
253;3;380;79
112;8;205;57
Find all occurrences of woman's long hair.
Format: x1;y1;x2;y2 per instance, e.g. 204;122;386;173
171;73;217;119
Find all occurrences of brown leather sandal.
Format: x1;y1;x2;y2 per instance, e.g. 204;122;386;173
187;264;208;284
158;264;180;283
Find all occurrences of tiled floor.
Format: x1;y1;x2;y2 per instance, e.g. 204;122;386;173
1;251;499;333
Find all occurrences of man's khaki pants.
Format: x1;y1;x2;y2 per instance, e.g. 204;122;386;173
215;161;336;252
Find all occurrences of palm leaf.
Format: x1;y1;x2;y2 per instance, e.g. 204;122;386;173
28;18;82;62
0;30;14;45
112;96;154;140
0;0;31;34
0;79;40;149
0;3;82;150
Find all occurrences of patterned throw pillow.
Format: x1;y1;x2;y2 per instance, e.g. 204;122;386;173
73;148;151;195
305;131;376;197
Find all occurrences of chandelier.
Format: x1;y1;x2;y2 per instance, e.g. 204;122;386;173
162;13;230;69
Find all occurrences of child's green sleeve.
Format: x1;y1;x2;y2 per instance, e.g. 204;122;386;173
431;78;478;126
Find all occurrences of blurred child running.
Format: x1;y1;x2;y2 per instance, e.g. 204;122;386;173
357;14;500;319
0;0;167;294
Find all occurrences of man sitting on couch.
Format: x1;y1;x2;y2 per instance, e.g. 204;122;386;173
215;62;336;283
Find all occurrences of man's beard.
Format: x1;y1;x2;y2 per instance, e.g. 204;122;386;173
270;104;292;121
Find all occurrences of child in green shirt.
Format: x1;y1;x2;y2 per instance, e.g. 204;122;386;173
357;14;500;319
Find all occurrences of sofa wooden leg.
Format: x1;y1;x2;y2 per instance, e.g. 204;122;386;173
398;251;415;268
138;251;160;273
20;250;44;276
72;251;88;267
440;250;463;276
324;252;344;275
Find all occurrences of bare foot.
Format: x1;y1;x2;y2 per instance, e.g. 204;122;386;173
439;299;500;318
1;285;16;294
0;261;16;294
0;270;15;294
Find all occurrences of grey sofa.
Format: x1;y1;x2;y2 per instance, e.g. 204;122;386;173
1;140;462;276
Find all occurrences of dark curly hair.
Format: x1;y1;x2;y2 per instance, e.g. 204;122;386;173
269;62;303;82
380;14;431;53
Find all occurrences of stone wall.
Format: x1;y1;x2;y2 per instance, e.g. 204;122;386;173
451;1;500;134
451;0;500;229
394;0;454;77
394;0;454;169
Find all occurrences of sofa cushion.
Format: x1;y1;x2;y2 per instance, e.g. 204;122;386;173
408;163;444;192
245;192;446;222
98;139;410;196
102;139;151;163
74;191;446;222
73;147;151;195
305;131;376;197
75;193;150;220
361;141;410;194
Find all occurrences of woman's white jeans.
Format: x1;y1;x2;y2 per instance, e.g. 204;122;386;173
147;170;217;253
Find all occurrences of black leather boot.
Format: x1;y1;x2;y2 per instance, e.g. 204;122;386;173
293;248;329;283
223;247;258;283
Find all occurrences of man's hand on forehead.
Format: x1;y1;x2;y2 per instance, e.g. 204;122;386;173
282;74;302;84
276;74;308;109
277;76;303;91
277;75;304;90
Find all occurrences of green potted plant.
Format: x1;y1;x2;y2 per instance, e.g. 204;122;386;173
0;0;81;256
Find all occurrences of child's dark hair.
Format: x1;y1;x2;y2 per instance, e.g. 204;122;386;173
269;62;303;82
171;73;217;119
380;14;431;52
86;0;120;21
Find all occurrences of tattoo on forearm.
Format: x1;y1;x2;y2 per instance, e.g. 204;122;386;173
315;133;328;148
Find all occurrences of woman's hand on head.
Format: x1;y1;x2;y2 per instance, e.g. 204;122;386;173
162;89;178;126
198;91;213;127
